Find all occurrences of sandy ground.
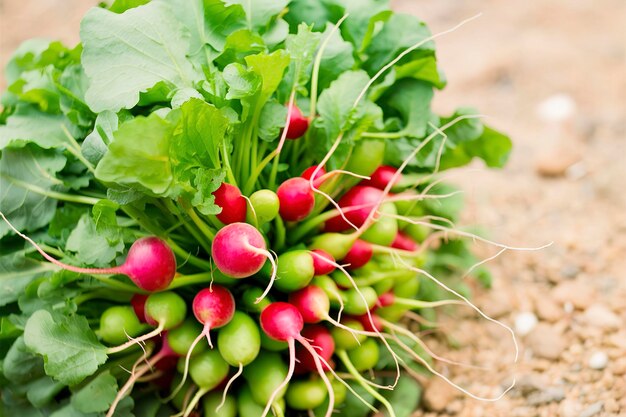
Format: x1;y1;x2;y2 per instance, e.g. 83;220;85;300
1;0;625;416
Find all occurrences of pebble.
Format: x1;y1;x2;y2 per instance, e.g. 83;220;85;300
535;299;564;322
578;402;604;417
422;378;459;412
607;331;626;349
535;149;580;177
559;399;583;417
552;282;595;309
536;93;577;122
588;351;608;370
526;323;566;360
515;312;538;336
581;304;621;330
526;386;566;405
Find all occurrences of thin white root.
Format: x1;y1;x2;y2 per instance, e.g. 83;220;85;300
260;338;296;417
107;323;165;355
216;363;243;412
253;247;278;304
297;337;335;417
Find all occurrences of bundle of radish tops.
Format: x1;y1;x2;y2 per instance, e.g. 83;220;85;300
0;1;512;416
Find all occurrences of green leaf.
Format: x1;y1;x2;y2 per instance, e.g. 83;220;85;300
201;0;247;51
381;376;422;417
95;113;174;195
0;145;66;238
364;13;434;74
279;23;322;99
316;69;370;142
71;371;118;413
225;0;289;32
333;0;390;51
7;68;61;114
80;1;202;112
244;51;291;104
385;79;434;138
108;0;150;13
0;107;70;150
81;111;119;165
215;29;266;68
318;24;355;91
48;204;90;244
223;63;262;100
258;99;287;141
0;251;57;307
190;168;225;216
24;310;107;386
66;214;124;267
395;56;445;89
3;40;79;87
26;376;66;408
3;336;45;384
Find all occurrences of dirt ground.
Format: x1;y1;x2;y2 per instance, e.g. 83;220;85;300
1;1;625;416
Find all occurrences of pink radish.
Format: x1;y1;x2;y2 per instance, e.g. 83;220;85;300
213;183;247;224
259;302;335;417
170;285;236;402
0;213;177;292
310;249;336;275
376;292;395;308
324;186;385;232
295;325;335;373
391;231;418;251
277;177;315;222
285;103;309;139
301;165;326;182
130;294;149;322
342;239;373;270
361;165;401;190
211;223;268;278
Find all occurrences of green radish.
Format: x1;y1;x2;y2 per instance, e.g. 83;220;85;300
203;391;237;417
286;379;328;410
347;338;380;371
99;306;148;345
217;311;261;366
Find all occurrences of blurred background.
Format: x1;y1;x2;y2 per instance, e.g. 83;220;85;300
1;0;624;416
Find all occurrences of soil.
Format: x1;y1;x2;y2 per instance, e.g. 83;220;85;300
1;1;625;416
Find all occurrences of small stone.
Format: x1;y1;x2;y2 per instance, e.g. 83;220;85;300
588;351;608;370
535;149;580;177
536;93;577;122
515;374;548;396
536;299;564;322
515;311;538;336
582;304;621;330
552;282;595;309
526;323;566;360
422;377;459;412
578;401;604;417
608;331;626;349
604;398;619;413
560;264;580;279
559;399;583;417
526;386;566;405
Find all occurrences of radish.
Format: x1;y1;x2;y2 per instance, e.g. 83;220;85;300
361;165;401;190
301;165;326;182
391;230;418;251
211;222;271;279
106;291;186;355
130;294;149;322
259;302;335;417
341;239;373;270
107;337;180;417
0;214;177;292
276;177;315;222
324;185;386;232
284;103;308;139
182;349;231;417
310;249;336;275
274;250;315;292
213;183;247;224
99;306;148;345
170;285;235;402
295;324;335;373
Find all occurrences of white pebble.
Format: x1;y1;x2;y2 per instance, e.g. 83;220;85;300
515;312;538;336
588;351;608;370
563;302;574;313
536;93;577;122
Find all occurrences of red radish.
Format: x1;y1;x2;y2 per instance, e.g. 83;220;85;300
213;183;247;224
301;165;326;182
310;249;336;275
107;336;180;417
342;239;373;270
361;165;401;190
130;294;148;322
324;186;385;232
211;223;268;278
295;325;335;373
277;177;315;222
289;285;330;324
352;313;384;333
0;213;177;292
259;302;335;417
376;292;395;308
285;103;309;139
391;231;418;251
170;285;236;402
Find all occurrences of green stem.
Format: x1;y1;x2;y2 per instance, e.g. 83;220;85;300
337;350;397;417
91;275;145;293
0;174;100;205
273;216;286;252
166;272;213;289
393;297;464;310
183;206;216;241
288;210;338;244
361;131;406;139
61;124;97;175
353;270;415;287
167;239;212;270
222;141;238;187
